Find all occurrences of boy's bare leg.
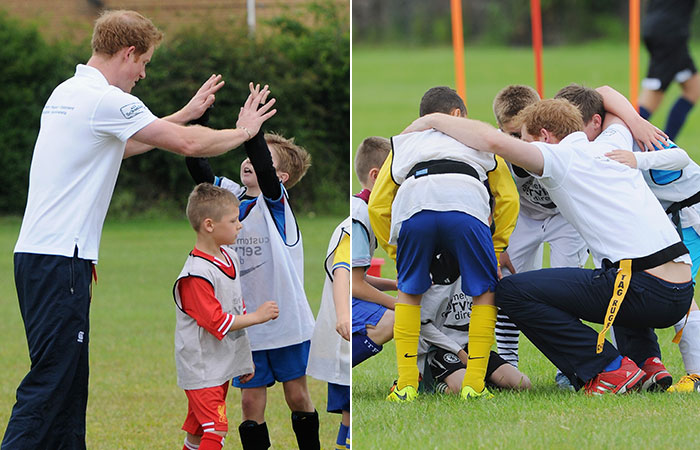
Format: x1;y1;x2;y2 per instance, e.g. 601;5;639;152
638;89;665;115
489;364;532;390
284;376;319;450
394;292;422;391
241;387;267;423
282;376;314;412
461;291;497;395
366;309;394;346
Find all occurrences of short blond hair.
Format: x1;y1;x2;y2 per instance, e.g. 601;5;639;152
354;136;391;185
91;10;164;57
186;183;239;232
515;98;584;141
265;132;311;189
493;85;540;127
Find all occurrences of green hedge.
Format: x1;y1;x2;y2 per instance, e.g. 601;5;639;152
0;3;349;217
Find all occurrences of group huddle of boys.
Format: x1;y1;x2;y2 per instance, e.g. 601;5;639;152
351;83;700;402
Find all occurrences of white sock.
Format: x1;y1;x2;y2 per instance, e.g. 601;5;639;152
675;310;700;374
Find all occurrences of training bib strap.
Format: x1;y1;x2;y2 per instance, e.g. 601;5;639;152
408;159;479;180
597;259;632;354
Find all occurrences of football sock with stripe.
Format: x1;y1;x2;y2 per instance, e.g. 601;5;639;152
238;420;270;450
665;96;694;141
675;310;700;374
335;423;349;450
199;432;224;450
394;302;421;390
352;332;383;367
291;410;320;450
462;304;497;392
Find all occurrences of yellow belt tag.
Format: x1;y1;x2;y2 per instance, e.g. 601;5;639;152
596;259;632;354
672;307;692;344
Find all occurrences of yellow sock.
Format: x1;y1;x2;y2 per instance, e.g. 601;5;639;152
394;303;421;390
462;304;497;392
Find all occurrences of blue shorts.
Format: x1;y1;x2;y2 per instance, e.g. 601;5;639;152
396;210;498;296
232;341;310;388
351;297;388;334
327;383;349;414
682;226;700;281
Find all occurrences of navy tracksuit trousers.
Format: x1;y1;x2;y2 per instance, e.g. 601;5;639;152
496;266;693;390
2;251;92;450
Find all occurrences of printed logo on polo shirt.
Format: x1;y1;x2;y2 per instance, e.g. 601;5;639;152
120;102;145;119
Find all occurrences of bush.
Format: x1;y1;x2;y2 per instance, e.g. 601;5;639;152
0;2;349;217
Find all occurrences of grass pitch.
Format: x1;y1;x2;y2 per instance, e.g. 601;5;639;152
0;214;345;449
352;42;700;449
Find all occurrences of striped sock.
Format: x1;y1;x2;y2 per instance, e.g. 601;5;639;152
335;423;349;450
496;312;520;368
394;303;421;390
462;304;497;392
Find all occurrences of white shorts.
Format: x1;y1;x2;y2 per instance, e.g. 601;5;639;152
502;213;588;276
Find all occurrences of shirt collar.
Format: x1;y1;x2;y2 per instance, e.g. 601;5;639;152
75;64;110;87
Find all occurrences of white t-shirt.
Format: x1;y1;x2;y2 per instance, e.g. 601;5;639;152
14;64;157;261
389;129;495;244
532;124;689;267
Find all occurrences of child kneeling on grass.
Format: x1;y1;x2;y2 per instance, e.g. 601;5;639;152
174;183;279;450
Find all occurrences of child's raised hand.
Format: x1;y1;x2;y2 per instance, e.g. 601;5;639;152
255;301;279;323
605;149;637;168
629;115;667;151
236;83;277;138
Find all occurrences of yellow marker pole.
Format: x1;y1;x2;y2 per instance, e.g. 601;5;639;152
629;0;640;110
450;0;467;105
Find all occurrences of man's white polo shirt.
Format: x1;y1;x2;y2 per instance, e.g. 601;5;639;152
14;64;157;261
530;124;689;267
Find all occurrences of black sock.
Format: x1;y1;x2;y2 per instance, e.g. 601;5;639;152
291;410;320;450
238;420;271;450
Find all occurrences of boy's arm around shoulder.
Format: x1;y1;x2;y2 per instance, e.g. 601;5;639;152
403;114;545;176
367;154;398;261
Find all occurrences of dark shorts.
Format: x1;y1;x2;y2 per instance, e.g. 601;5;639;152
326;382;350;414
396;210;498;296
232;341;310;388
644;35;697;91
427;347;507;385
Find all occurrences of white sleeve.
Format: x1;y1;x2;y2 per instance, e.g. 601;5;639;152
635;147;690;171
420;321;463;355
217;177;247;198
419;292;462;355
594;123;634;151
92;89;157;142
532;141;570;191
